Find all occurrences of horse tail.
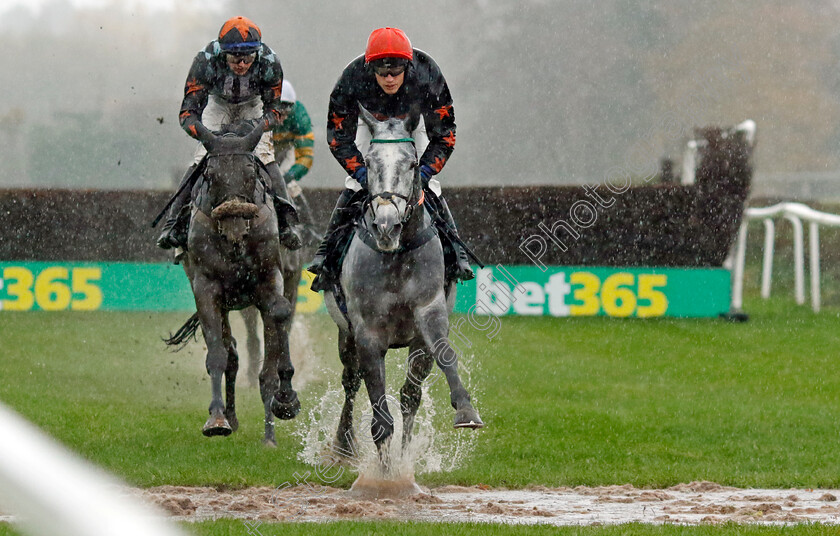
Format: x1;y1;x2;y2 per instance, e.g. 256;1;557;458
163;312;202;350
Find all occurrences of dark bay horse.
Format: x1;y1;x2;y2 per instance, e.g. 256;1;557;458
241;196;325;387
241;246;304;388
323;106;482;463
166;122;300;446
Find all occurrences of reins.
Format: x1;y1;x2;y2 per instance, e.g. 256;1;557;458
366;136;423;212
359;136;432;253
370;137;415;144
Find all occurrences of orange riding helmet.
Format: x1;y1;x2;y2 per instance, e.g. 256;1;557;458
218;16;262;54
365;27;413;63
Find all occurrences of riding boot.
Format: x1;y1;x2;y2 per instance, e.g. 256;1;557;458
309;188;357;275
156;164;197;250
264;162;303;250
436;195;475;282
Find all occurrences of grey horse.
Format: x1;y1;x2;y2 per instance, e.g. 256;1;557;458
324;106;483;461
165;122;300;446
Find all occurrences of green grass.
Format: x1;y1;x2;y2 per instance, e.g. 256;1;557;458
5;204;839;535
0;294;839;490
2;521;838;536
0;311;356;488
440;299;840;489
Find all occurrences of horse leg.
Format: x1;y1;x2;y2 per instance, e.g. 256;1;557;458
241;306;262;388
330;329;361;462
222;315;239;432
355;331;393;459
399;341;435;449
192;276;232;437
257;332;279;449
255;272;298;447
414;301;484;429
282;262;300;333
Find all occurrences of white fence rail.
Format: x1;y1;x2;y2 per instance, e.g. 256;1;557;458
731;202;840;313
0;402;186;536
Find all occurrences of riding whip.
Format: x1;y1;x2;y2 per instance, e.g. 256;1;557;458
150;155;208;228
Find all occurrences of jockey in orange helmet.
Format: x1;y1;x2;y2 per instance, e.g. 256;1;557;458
309;27;472;289
157;16;301;252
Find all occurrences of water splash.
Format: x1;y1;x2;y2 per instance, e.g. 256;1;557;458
294;369;478;485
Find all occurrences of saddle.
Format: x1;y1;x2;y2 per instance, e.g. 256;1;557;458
168;157;270;255
310;188;461;296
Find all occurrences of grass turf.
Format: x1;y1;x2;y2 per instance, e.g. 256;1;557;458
0;293;838;490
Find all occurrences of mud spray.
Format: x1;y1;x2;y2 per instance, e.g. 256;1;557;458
295;351;480;499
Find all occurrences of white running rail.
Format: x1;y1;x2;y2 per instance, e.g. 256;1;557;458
731;202;840;313
0;402;187;536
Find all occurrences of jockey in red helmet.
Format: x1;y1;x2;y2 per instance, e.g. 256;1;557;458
156;16;301;252
308;27;473;290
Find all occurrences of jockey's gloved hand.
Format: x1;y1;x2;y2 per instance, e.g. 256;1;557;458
353;166;368;189
419;164;434;188
261;110;282;130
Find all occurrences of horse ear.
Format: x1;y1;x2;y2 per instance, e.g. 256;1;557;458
358;103;379;130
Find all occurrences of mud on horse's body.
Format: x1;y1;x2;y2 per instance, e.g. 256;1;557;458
165;120;301;447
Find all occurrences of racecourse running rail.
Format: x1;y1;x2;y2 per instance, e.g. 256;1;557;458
0;402;187;536
730;201;840;313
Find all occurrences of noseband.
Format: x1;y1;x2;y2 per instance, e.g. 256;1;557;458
367;137;422;224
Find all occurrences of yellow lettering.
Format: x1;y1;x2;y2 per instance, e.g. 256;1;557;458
637;274;668;317
570;272;600;316
2;267;35;311
35;267;72;311
71;268;103;311
601;273;636;317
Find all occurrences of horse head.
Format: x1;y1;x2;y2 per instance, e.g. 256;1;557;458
200;121;265;242
359;104;420;251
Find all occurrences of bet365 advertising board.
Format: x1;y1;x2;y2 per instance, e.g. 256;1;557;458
0;262;729;318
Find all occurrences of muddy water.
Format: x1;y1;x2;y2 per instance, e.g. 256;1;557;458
129;482;840;526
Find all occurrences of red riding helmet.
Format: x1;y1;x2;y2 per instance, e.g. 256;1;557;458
365;27;413;63
218;16;262;54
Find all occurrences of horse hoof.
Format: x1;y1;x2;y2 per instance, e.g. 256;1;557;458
271;391;301;420
202;416;233;437
262;438;278;448
454;407;484;429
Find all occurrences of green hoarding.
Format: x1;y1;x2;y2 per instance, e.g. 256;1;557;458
456;265;730;318
0;262;729;318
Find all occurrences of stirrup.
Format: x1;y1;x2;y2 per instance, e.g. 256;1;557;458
308;257;325;275
450;248;475;282
455;263;475;282
308;238;330;273
156;218;184;250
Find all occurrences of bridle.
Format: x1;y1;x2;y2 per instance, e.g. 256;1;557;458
365;137;424;224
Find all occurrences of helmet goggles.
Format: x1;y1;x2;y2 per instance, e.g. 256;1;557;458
370;58;409;77
226;51;257;65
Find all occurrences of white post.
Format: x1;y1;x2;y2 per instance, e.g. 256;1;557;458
809;221;820;313
741;202;840;315
785;214;805;305
0;403;186;536
731;221;748;311
760;218;775;299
